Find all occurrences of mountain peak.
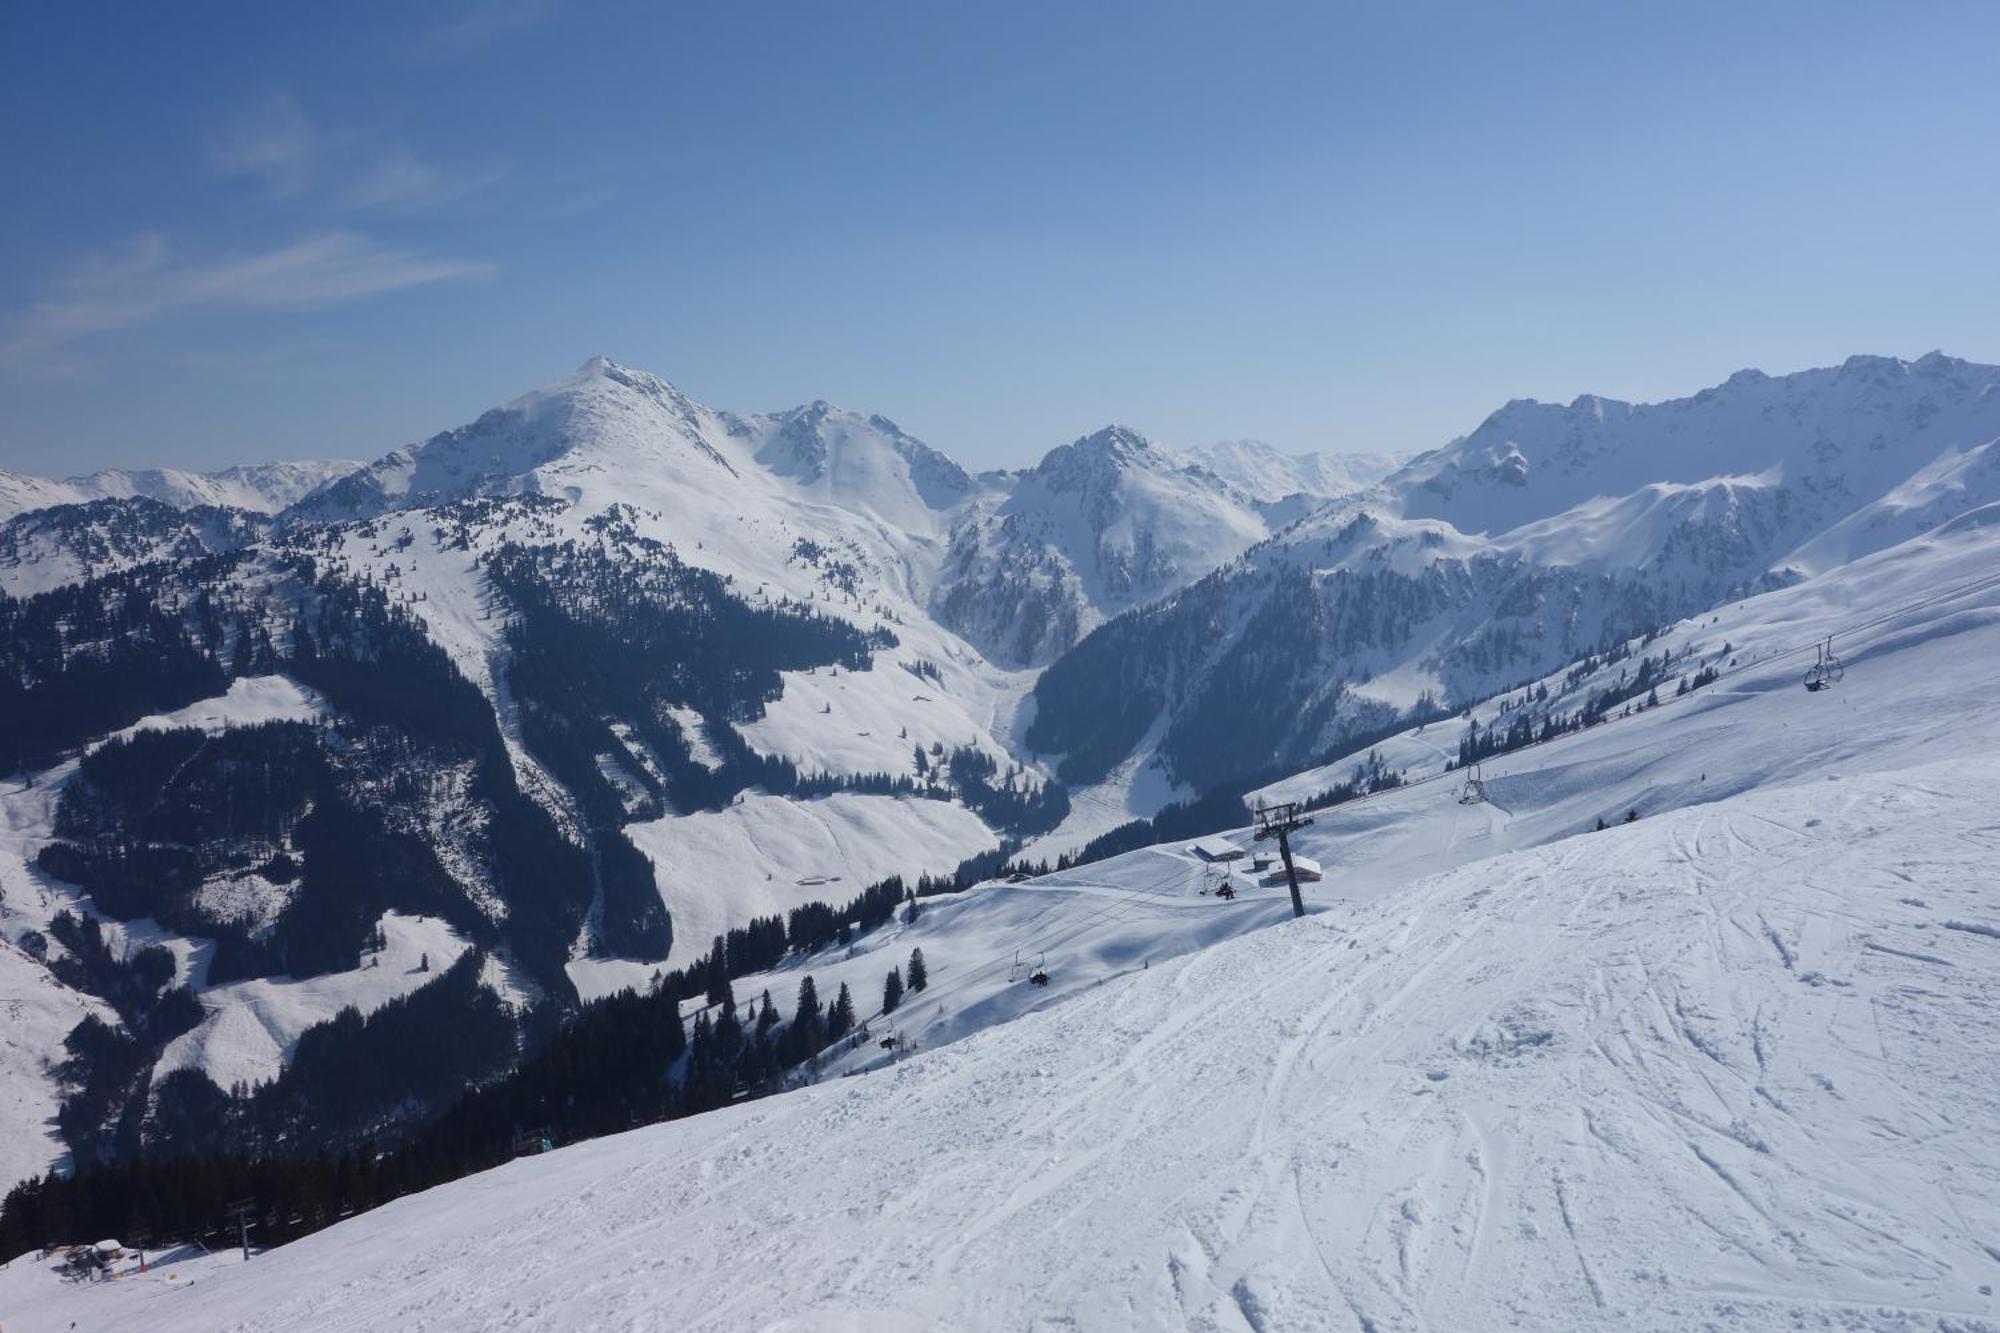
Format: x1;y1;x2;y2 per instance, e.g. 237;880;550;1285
566;355;696;405
750;399;971;520
1026;426;1165;500
1078;424;1153;455
1837;352;1906;380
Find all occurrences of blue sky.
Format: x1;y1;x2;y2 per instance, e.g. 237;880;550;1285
3;1;1998;476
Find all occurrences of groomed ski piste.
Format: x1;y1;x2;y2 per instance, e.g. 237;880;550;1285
5;515;1999;1331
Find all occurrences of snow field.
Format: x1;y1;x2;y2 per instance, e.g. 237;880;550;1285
707;518;2000;1078
0;678;490;1171
598;791;1001;980
0;934;103;1194
714;844;1303;1081
9;748;1996;1331
101;674;329;746
154;911;478;1093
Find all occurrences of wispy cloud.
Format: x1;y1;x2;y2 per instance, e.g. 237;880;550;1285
338;145;512;212
207;94;508;212
206;92;322;198
1;232;492;371
418;0;559;58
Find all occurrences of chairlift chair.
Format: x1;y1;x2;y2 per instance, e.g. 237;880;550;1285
1011;949;1050;986
1458;762;1488;806
1803;636;1844;693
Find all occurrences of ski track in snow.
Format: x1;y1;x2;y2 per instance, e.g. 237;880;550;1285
11;753;1998;1333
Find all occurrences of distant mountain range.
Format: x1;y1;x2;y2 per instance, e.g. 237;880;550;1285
1029;352;2000;792
0;459;359;522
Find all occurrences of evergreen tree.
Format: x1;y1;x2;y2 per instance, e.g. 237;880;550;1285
703;936;732;1007
827;983;856;1041
883;967;903;1014
906;947;928;992
789;976;823;1059
755;990;778;1041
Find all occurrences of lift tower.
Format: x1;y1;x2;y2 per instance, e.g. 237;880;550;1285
1253;801;1313;919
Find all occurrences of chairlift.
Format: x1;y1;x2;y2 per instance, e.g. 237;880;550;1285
1010;949;1050;986
1803;636;1844;693
1457;761;1488;806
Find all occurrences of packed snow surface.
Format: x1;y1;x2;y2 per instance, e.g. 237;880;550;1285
9;755;1996;1332
9;520;1999;1332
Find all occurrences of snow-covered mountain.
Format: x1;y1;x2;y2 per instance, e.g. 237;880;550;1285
9;496;1997;1333
934;427;1326;666
0;497;271;599
1186;436;1404;502
0;460;359;522
0;359;1074;1187
745;400;974;530
283;357;746;523
1393;353;2000;548
5;349;2000;1296
1026;352;2000;808
288;360;1351;672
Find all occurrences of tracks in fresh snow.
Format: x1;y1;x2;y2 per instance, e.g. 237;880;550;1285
30;756;2000;1333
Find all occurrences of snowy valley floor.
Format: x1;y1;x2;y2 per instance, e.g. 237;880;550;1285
6;751;1998;1332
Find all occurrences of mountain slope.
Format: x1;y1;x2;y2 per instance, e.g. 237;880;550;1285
1390;351;2000;541
0;497;270;599
746;400;973;531
698;505;2000;1083
934;427;1291;666
14;514;1997;1330
1186;436;1404;502
0;361;1061;1184
1026;352;2000;804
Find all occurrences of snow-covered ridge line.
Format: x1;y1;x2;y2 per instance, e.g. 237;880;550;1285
1016;351;2000;813
0;460;361;523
